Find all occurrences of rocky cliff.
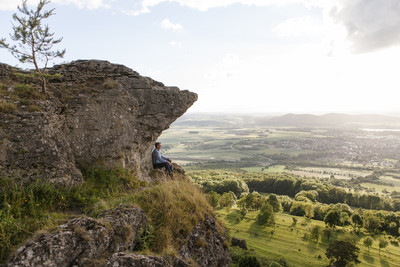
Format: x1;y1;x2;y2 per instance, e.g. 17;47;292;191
0;61;231;266
0;60;197;185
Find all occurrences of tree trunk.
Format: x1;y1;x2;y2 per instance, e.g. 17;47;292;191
41;76;47;95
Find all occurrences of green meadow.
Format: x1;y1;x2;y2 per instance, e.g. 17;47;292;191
216;209;400;267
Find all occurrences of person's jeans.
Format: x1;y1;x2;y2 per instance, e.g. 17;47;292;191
153;162;173;174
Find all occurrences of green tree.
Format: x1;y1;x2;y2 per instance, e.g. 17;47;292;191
378;237;388;255
0;0;65;94
290;216;297;227
310;225;321;242
239;206;248;220
351;214;363;229
219;191;236;209
325;240;360;267
363;237;373;252
324;209;341;228
206;191;220;208
257;203;275;226
364;212;382;234
323;228;333;241
267;194;281;212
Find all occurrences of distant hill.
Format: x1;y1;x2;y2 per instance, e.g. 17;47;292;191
172;113;400;129
262;113;400;128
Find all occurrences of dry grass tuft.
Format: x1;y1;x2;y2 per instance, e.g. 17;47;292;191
133;179;214;253
195;236;207;248
102;78;119;89
0;102;17;113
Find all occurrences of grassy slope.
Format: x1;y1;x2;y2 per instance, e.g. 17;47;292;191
0;168;217;263
216;209;400;267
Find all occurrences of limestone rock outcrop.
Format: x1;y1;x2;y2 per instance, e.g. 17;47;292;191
0;60;197;185
7;208;231;267
179;215;231;267
7;208;147;267
105;253;172;267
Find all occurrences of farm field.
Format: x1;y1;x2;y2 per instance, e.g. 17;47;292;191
216;209;400;267
159;120;400;196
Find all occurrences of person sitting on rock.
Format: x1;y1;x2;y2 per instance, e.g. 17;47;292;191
152;142;173;175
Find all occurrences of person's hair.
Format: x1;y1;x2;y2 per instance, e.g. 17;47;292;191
155;142;161;148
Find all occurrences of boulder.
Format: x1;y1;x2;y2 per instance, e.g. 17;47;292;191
105;252;171;267
7;208;147;267
0;60;197;185
179;215;231;267
149;163;186;181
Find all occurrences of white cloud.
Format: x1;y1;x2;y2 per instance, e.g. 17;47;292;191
169;41;183;48
53;0;112;9
0;0;23;10
329;0;400;53
0;0;112;10
273;17;324;38
161;19;183;31
128;0;325;14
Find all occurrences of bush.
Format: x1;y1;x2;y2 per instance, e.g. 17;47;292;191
14;84;42;99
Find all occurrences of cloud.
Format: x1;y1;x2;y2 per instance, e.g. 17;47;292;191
54;0;112;9
120;6;150;16
273;17;324;38
169;41;183;48
329;0;400;53
0;0;112;10
161;19;183;31
128;0;324;14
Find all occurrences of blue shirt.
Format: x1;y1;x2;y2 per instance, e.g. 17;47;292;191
152;148;168;164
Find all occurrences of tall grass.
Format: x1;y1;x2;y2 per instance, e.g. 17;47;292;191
132;179;216;253
0;167;142;263
0;168;220;263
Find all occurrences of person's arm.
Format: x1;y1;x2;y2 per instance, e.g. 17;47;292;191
154;150;168;163
161;155;171;162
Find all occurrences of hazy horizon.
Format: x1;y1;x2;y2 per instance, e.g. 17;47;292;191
184;111;400;117
1;0;400;114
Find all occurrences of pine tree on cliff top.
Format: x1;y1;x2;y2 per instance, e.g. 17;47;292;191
0;0;65;94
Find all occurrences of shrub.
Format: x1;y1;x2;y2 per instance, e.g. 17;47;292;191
14;84;42;99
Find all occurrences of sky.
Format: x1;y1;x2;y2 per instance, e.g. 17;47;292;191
1;0;400;115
